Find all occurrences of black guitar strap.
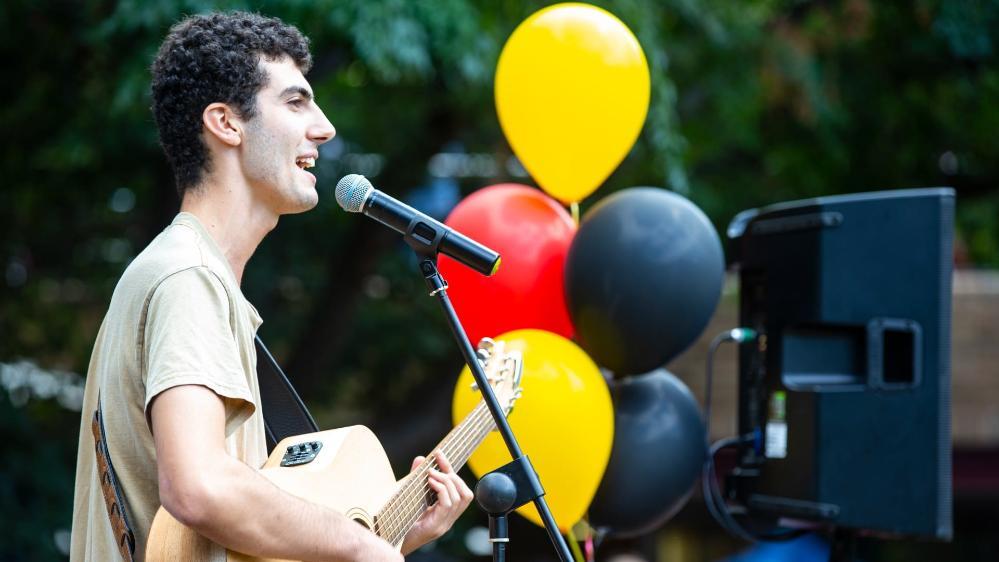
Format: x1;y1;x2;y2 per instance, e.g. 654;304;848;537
254;335;319;452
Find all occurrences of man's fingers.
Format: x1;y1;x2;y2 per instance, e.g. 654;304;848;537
443;473;461;504
434;451;454;473
409;461;474;545
429;477;452;508
411;455;426;472
429;467;461;504
456;476;474;503
422;451;472;523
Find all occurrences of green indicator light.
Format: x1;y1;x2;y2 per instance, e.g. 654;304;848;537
770;391;787;421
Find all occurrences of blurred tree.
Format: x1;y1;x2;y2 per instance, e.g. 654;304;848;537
1;0;997;559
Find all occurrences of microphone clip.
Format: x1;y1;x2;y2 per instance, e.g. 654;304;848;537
404;215;448;258
417;255;449;297
406;215;453;296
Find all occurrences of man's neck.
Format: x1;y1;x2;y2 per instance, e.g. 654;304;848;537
179;179;278;285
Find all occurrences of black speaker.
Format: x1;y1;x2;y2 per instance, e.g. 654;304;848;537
726;188;953;539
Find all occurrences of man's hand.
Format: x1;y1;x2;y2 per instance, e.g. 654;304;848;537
400;452;474;555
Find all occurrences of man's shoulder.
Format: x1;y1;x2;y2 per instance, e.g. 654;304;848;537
111;223;219;309
118;218;228;300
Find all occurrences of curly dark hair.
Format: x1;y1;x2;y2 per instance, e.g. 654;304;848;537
151;11;312;195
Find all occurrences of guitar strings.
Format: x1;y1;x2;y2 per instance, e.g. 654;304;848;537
383;368;521;544
377;404;494;544
376;403;489;541
377;401;495;543
382;400;488;513
392;409;497;543
377;400;500;544
380;353;520;542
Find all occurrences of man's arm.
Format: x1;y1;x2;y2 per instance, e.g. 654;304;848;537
151;384;402;562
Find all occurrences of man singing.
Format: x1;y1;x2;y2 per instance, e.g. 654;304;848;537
71;11;472;561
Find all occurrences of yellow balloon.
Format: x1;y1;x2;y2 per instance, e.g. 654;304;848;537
496;3;650;204
452;329;614;532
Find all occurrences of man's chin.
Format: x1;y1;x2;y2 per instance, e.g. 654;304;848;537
281;189;320;215
284;200;319;215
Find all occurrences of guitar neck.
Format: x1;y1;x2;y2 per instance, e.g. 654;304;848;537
373;400;495;544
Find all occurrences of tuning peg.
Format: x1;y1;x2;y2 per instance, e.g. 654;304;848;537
476;338;496;354
503;351;524;386
503;389;524;417
470;353;490;391
470;366;491;392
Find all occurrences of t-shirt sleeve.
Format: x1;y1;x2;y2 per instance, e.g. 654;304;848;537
142;266;255;437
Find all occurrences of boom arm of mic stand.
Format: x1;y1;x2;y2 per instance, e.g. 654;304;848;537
413;254;575;562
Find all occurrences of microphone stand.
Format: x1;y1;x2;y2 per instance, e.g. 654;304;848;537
406;232;574;562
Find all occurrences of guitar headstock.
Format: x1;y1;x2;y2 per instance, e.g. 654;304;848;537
470;338;523;416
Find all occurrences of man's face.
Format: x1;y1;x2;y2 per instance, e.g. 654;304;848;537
240;56;335;215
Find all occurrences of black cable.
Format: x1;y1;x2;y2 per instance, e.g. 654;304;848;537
702;330;756;541
702;435;757;542
702;328;808;543
702;331;731;443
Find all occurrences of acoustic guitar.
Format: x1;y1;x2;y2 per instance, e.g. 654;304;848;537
145;339;523;561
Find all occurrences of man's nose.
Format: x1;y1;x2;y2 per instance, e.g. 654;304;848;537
310;110;336;144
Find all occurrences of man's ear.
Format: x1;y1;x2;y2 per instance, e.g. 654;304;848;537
202;103;242;147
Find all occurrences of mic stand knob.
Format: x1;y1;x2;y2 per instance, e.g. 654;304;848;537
474;456;547;562
475;472;517;562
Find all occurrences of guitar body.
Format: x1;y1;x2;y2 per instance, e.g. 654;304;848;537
145;425;400;562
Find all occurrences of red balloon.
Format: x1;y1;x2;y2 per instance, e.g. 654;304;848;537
439;184;576;345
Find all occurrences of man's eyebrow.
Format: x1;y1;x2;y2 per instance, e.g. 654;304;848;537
279;86;313;100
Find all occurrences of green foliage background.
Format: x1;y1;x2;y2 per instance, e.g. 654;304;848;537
2;0;997;559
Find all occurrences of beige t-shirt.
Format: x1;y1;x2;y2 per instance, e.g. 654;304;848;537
70;212;267;561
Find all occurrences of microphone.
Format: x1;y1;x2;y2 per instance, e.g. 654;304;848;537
335;174;501;276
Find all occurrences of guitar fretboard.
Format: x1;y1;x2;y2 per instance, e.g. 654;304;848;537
373;400;496;545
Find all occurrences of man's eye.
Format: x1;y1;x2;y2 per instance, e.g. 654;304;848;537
288;98;304;107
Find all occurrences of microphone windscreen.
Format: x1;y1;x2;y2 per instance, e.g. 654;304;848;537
335;174;372;212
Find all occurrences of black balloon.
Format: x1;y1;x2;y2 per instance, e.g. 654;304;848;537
589;370;707;537
565;187;724;375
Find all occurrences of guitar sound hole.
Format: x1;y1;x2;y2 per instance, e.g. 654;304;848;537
351;517;371;531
